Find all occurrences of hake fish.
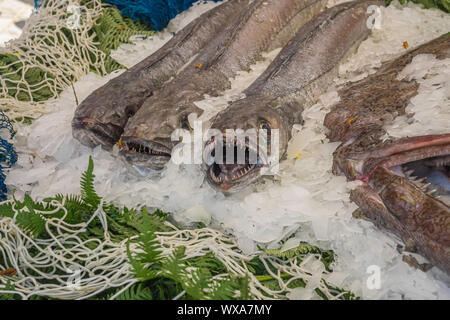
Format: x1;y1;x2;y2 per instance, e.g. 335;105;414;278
203;0;382;192
119;0;328;169
324;34;450;274
72;0;251;148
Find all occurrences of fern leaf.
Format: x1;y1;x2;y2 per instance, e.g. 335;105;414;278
0;202;14;219
110;284;153;300
14;209;46;238
126;230;164;281
80;156;101;208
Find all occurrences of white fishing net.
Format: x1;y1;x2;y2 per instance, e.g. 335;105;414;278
0;0;106;121
1;0;450;300
0;198;340;300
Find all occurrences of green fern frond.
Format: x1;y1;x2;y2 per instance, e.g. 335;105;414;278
4;194;47;238
0;156;354;300
80;156;101;209
0;281;19;300
109;284;153;300
123;207;172;235
141;208;171;233
92;7;155;73
126;229;164;281
207;277;242;300
185;252;228;276
264;242;335;271
161;250;212;299
14;210;46;238
135;231;164;263
0;196;53;238
0;202;14;219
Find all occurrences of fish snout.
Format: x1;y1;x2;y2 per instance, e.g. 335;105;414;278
202;130;268;193
119;135;173;170
72;116;122;149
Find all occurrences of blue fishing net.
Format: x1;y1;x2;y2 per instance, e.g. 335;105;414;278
34;0;44;8
0;112;17;201
103;0;220;31
35;1;220;31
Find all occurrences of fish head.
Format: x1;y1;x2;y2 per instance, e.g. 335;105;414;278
335;131;450;188
339;132;450;258
119;91;203;170
348;135;450;273
365;134;450;204
204;96;298;193
72;75;152;149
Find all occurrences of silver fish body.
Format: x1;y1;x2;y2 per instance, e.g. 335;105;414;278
119;0;328;170
204;0;383;192
72;0;251;148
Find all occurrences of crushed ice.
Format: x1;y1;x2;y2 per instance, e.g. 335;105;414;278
5;1;450;299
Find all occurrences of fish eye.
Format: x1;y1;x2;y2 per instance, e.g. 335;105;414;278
259;121;271;135
181;115;192;131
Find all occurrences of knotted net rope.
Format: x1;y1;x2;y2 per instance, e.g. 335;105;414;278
0;0;105;121
0;0;155;122
0;198;339;300
0;0;343;300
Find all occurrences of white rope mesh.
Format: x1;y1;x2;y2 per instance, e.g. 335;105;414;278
0;0;106;120
0;197;339;300
0;0;345;300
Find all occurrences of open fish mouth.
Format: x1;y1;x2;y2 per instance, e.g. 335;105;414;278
348;134;450;273
359;134;450;205
119;136;171;169
203;136;266;193
397;155;450;202
72;117;122;149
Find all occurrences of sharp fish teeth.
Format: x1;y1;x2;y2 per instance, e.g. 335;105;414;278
421;183;431;190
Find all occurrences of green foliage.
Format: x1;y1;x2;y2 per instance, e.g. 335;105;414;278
127;231;164;282
12;116;34;126
258;243;359;300
185;252;229;276
93;7;154;73
13;198;47;238
0;157;252;300
0;53;55;102
0;157;357;300
323;282;360;300
80;156;101;208
0;281;21;300
127;234;250;300
386;0;450;13
0;5;154;102
107;284;153;300
264;242;335;271
0;156;100;238
0;194;47;238
136;208;173;233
